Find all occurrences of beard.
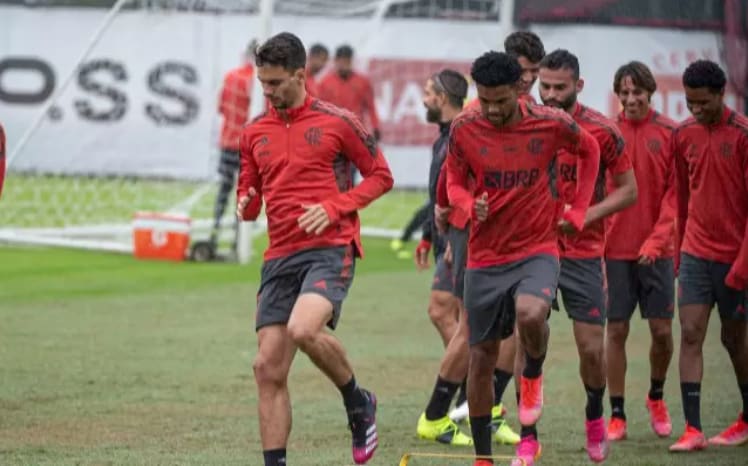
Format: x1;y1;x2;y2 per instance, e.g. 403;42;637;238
425;106;441;123
542;92;577;111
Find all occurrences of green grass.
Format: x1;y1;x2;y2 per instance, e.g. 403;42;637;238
0;175;426;231
0;241;746;465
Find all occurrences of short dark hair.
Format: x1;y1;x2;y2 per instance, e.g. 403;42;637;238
504;31;545;63
432;69;469;108
255;32;306;71
335;45;354;59
539;49;580;80
613;61;657;95
470;51;521;87
309;43;329;57
682;60;726;93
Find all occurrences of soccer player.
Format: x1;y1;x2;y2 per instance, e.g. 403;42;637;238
210;40;256;255
447;51;600;466
236;32;394;466
0;121;5;199
306;43;329;95
605;61;677;441
537;49;638;463
415;69;468;346
669;59;748;452
317;45;381;141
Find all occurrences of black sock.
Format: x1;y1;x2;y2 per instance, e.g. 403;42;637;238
740;383;748;423
585;385;605;421
456;378;468;406
425;376;460;420
263;448;287;466
339;375;367;411
469;415;493;462
610;396;626;420
493;369;512;406
520;424;538;440
523;351;546;379
681;382;702;431
649;378;665;401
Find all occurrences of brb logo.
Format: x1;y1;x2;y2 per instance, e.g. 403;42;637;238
0;56;200;126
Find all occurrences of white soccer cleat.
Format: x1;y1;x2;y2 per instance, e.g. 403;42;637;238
449;401;470;423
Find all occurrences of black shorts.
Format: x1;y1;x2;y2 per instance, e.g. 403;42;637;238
431;253;454;293
448;226;468;300
678;252;748;321
218;149;240;178
464;254;559;345
606;259;675;321
255;245;356;331
556;257;607;326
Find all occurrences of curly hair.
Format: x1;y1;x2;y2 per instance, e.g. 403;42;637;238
682;60;726;93
470;51;521;87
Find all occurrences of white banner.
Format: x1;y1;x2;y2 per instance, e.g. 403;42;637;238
0;7;737;187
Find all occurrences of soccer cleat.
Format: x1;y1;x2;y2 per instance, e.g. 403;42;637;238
519;375;544;426
474;460;493;466
449;400;470;423
708;413;748;446
417;412;473;446
491;403;520;445
585;417;610;463
348;390;378;464
510;435;542;466
645;396;672;437
607;417;627;441
669;424;707;452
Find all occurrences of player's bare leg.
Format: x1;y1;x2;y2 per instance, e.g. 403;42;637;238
417;303;473;446
254;324;298;462
574;321;609;462
606;320;628;433
428;290;460;346
708;315;748;447
670;304;710;451
287;292;378;463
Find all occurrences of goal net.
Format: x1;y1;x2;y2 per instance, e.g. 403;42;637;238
0;0;509;261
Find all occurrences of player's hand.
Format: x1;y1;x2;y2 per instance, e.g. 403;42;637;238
725;268;747;291
444;242;453;266
474;192;489;222
236;187;257;220
435;204;451;234
558;204;579;235
415;239;431;271
638;255;655;266
298;203;331;235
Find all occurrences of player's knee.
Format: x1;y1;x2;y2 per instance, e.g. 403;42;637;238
680;322;705;348
287;322;318;351
253;354;285;387
429;293;455;320
579;338;604;365
607;322;629;344
650;323;673;347
516;302;546;329
469;343;498;371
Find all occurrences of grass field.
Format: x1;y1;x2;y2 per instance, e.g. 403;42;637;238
1;240;746;466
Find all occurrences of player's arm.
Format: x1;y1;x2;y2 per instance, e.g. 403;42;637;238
673;132;689;274
318;119;394;224
434;165;451;233
559;122;601;232
640;140;676;260
218;75;233;116
445;128;486;221
726;134;748;290
585;133;637;225
236;129;263;220
363;77;381;140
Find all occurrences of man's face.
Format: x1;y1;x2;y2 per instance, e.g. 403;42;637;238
539;66;581;111
422;79;443;123
476;83;519;127
335;57;353;79
685;86;724;125
308;52;328;76
516;55;541;95
258;64;303;109
617;75;650;120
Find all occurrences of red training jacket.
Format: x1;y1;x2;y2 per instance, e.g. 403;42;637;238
219;64;254;151
316;71;380;132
